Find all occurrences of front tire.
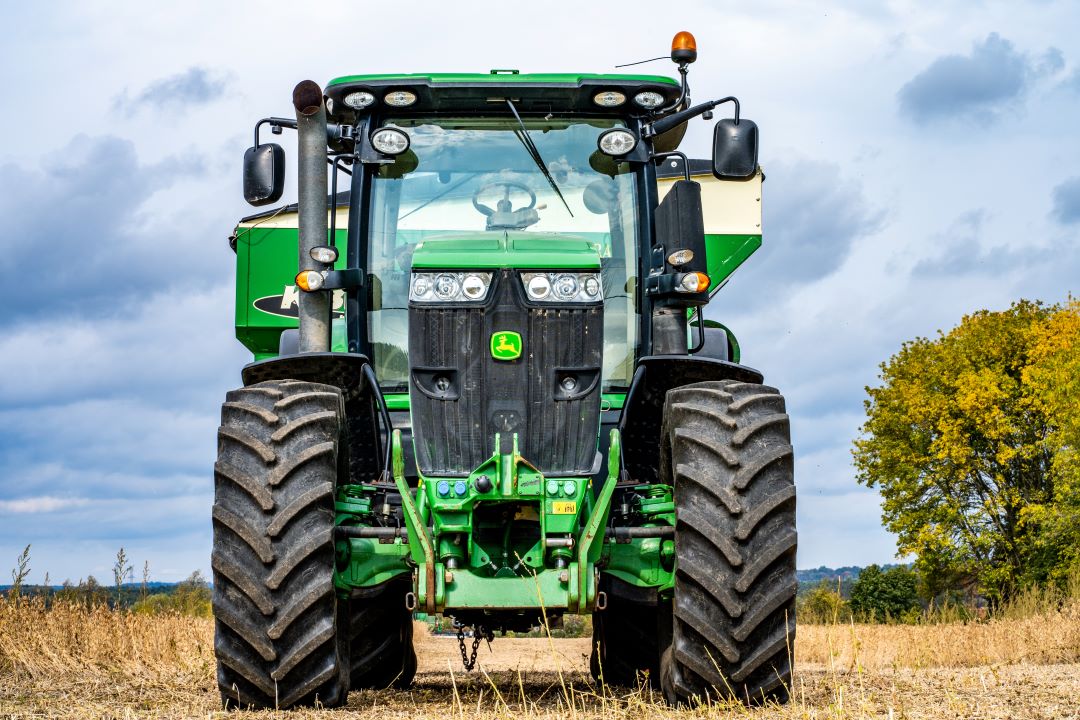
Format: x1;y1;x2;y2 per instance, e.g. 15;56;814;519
212;380;350;709
659;381;797;706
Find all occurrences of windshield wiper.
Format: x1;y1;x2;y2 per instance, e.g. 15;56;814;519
505;99;573;217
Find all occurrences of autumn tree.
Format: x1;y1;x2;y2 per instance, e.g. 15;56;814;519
1023;299;1080;585
854;301;1061;603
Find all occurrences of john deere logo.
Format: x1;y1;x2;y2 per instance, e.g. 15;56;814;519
491;331;522;360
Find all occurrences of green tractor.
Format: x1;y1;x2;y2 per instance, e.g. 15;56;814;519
214;31;796;710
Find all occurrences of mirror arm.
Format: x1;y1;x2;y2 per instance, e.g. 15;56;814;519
254;117;299;148
644;96;740;138
652;151;691;182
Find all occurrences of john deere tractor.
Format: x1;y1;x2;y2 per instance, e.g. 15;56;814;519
214;31;796;710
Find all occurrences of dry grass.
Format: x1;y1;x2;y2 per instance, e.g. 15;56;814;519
2;598;1080;719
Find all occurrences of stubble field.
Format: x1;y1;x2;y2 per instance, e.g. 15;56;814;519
1;600;1079;719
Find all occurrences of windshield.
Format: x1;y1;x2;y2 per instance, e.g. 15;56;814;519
367;116;640;393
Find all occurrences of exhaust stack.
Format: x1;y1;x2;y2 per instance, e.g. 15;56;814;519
292;80;331;353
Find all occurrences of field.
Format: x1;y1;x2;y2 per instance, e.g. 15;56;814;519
2;600;1079;719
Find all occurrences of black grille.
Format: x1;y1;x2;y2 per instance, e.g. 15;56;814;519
408;270;603;477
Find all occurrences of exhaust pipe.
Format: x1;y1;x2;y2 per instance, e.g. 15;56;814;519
292;80;331;353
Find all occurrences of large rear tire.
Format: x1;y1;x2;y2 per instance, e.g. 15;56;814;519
212;380;350;709
348;579;417;689
659;381;797;706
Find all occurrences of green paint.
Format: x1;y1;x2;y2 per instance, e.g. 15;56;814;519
704;233;762;292
411;232;601;270
327;72;679;88
490;330;522;360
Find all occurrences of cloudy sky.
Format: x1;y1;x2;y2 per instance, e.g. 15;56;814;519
1;1;1078;583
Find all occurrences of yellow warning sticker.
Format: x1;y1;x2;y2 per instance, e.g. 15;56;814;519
551;501;577;515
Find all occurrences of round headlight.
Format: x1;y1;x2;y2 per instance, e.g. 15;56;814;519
583;276;601;298
593;90;626;107
633;90;666;109
343;91;376;110
412;275;433;298
598;129;637;156
371;128;410;155
562;480;577;496
462;274;487;299
546;479;560;495
553;274;578;300
384;90;417;107
526;274;551;300
434;273;460;300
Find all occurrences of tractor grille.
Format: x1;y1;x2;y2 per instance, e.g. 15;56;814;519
408;269;603;477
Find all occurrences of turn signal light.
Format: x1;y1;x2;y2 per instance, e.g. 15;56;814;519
671;31;698;64
295;270;324;292
677;271;710;293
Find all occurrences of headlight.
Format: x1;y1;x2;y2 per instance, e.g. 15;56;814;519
633;90;666;109
593;90;626;107
410;271;492;303
384;90;417;107
526;274;551;300
553;273;578;300
598;129;637;156
521;272;603;303
371;128;410;155
343;91;376;110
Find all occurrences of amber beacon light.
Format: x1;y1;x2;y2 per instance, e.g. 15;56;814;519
671;31;697;64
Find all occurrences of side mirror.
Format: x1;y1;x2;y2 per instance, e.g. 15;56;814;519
243;143;285;206
712;118;758;180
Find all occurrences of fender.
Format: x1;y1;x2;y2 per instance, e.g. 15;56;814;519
241;352;387;483
618;355;763;484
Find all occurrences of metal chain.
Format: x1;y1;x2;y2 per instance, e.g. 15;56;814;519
454;621;493;671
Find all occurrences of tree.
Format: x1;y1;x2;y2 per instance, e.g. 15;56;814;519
849;565;920;622
798;582;850;624
1023;298;1080;585
853;301;1059;604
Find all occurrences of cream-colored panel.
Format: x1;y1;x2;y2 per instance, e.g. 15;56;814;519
237;207;348;229
657;169;763;236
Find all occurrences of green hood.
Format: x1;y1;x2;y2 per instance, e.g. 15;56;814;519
410;232;601;270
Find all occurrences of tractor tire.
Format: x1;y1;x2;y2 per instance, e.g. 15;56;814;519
348;580;417;689
659;380;797;706
590;589;665;688
212;380;350;709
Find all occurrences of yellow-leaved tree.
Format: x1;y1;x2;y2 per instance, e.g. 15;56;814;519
853;300;1080;604
1023;299;1080;585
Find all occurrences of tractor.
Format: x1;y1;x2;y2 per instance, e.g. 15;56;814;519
214;31;796;710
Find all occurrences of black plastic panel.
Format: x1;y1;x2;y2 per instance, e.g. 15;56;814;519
409;271;603;476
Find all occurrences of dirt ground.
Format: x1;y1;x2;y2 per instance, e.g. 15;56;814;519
4;627;1080;719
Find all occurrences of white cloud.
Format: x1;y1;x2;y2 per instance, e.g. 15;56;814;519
0;496;91;514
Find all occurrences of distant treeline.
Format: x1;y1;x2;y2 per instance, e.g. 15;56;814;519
3;545;210;616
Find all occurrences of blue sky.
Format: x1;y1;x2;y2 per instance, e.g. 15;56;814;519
1;1;1078;583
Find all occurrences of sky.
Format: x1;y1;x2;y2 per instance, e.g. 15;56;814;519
1;1;1078;584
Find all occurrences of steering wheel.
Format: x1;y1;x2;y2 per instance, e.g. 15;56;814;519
472;182;537;217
